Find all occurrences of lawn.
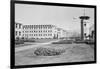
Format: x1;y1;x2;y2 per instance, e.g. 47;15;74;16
15;43;94;66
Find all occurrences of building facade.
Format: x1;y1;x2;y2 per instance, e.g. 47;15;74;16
83;20;94;40
22;25;56;39
15;23;67;40
56;28;67;39
15;23;23;40
89;24;95;40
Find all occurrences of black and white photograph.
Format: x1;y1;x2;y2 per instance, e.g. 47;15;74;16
11;0;96;68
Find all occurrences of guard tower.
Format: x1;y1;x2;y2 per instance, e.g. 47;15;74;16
79;9;90;40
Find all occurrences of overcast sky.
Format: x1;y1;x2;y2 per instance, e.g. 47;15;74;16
15;4;94;33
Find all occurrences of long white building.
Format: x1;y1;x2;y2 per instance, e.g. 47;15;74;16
15;23;67;40
23;25;57;39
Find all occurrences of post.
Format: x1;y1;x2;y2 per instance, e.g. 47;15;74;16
81;19;84;40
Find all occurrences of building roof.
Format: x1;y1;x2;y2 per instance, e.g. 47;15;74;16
15;22;22;25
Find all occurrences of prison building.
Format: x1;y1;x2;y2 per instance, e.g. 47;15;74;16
22;25;58;39
15;23;23;40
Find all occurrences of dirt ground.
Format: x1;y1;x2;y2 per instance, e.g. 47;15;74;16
15;43;94;66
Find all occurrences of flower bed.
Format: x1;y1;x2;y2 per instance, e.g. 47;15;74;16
34;47;66;56
52;40;73;44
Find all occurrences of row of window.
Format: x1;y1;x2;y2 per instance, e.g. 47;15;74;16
15;24;22;29
15;31;52;36
23;27;52;29
23;25;53;29
23;30;52;33
23;34;52;36
15;31;21;36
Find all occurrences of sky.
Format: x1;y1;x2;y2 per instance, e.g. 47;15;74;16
15;3;94;33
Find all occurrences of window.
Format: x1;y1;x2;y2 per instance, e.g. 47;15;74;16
84;33;86;36
84;23;86;26
16;31;17;36
19;24;21;29
16;24;17;28
41;34;42;36
43;34;45;36
39;34;40;36
19;31;21;36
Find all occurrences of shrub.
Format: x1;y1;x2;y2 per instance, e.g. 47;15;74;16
15;40;24;45
85;40;94;44
52;40;72;44
74;41;85;44
34;47;66;56
23;39;35;42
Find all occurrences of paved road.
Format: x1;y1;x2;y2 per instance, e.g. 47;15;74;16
15;40;60;52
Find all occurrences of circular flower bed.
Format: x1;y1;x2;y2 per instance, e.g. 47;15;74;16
34;47;66;56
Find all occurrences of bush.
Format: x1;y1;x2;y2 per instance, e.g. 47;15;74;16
52;40;72;44
23;39;35;42
15;40;24;45
74;41;85;44
85;40;94;44
74;40;94;44
34;47;66;56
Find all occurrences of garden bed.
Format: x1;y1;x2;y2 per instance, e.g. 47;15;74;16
34;47;66;56
52;40;73;44
15;40;24;45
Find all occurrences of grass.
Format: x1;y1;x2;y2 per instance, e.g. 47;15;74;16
15;43;94;65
